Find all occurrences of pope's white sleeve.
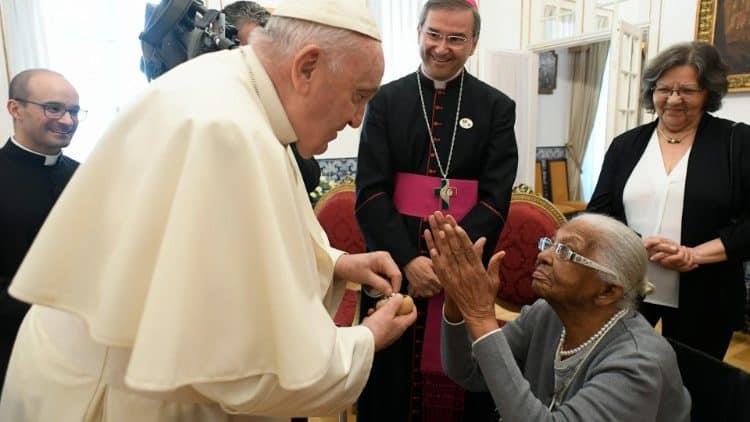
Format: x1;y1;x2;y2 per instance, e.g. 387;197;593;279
322;247;348;316
192;325;374;417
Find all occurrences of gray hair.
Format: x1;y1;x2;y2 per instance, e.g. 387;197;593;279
223;1;270;28
567;213;648;310
641;41;729;113
251;16;366;73
418;0;481;40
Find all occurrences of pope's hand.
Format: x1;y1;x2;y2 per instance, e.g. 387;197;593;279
362;294;417;351
334;252;402;296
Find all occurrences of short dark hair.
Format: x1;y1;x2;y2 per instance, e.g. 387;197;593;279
223;1;270;28
640;41;729;113
9;68;61;100
418;0;481;40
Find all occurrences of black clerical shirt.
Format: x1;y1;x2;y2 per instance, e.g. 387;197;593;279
0;138;78;378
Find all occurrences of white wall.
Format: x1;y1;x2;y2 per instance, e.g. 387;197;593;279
477;1;575;149
478;0;523;51
536;47;571;147
0;21;10;142
616;0;652;25
320;127;361;159
658;0;750;123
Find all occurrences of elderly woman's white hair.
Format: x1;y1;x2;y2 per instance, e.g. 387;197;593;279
567;213;649;309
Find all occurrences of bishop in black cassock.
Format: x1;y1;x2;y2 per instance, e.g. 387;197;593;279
0;138;78;384
355;67;518;421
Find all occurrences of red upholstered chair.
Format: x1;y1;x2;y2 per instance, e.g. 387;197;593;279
312;183;364;422
313;182;364;327
314;183;366;255
494;185;566;315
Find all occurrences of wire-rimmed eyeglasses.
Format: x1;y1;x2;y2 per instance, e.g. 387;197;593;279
421;29;471;46
537;237;619;281
12;98;87;121
652;85;703;99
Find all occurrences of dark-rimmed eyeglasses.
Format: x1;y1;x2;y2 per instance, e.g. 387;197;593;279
652;85;703;99
538;237;619;281
421;29;470;46
13;98;87;121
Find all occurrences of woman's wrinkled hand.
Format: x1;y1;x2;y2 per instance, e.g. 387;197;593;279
424;212;504;331
644;236;698;272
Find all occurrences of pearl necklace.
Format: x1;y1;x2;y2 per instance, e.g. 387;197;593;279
557;309;628;357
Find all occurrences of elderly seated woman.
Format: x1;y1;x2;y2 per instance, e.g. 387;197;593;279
424;212;691;421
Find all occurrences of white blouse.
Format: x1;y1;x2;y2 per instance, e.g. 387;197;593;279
623;131;691;308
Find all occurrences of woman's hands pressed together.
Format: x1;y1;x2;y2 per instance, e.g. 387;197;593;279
424;211;505;339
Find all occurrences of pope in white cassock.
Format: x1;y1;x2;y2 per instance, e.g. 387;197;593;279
0;1;417;421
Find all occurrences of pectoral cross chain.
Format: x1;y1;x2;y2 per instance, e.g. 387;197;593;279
433;178;456;209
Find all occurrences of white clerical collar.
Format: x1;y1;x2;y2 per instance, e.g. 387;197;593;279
11;136;61;166
420;65;464;89
242;46;298;145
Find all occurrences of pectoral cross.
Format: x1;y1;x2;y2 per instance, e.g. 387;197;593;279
433;178;456;209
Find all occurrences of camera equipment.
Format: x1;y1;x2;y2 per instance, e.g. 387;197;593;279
139;0;238;81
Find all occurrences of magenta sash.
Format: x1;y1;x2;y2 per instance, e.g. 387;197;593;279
392;172;478;222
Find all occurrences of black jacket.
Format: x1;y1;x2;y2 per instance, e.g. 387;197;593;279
588;114;750;329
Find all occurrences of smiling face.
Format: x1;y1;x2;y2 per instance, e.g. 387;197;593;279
293;39;384;158
653;65;708;132
8;72;79;155
418;8;477;81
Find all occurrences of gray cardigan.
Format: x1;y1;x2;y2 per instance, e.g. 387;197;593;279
441;300;691;421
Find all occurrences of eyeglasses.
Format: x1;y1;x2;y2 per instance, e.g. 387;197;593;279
13;98;87;121
421;29;470;46
652;85;703;99
537;237;619;281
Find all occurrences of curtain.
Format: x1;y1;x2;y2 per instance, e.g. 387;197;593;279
579;48;610;201
481;50;538;187
368;0;426;84
1;0;50;75
565;41;609;201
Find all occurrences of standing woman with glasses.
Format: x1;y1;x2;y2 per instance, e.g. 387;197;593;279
426;211;690;421
588;41;750;359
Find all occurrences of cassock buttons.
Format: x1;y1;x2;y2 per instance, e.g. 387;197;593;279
460;117;474;129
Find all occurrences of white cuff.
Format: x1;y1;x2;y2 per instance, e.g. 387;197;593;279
442;303;465;326
472;328;502;347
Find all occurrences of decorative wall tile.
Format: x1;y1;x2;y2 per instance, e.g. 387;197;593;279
536;146;566;161
319;157;358;183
